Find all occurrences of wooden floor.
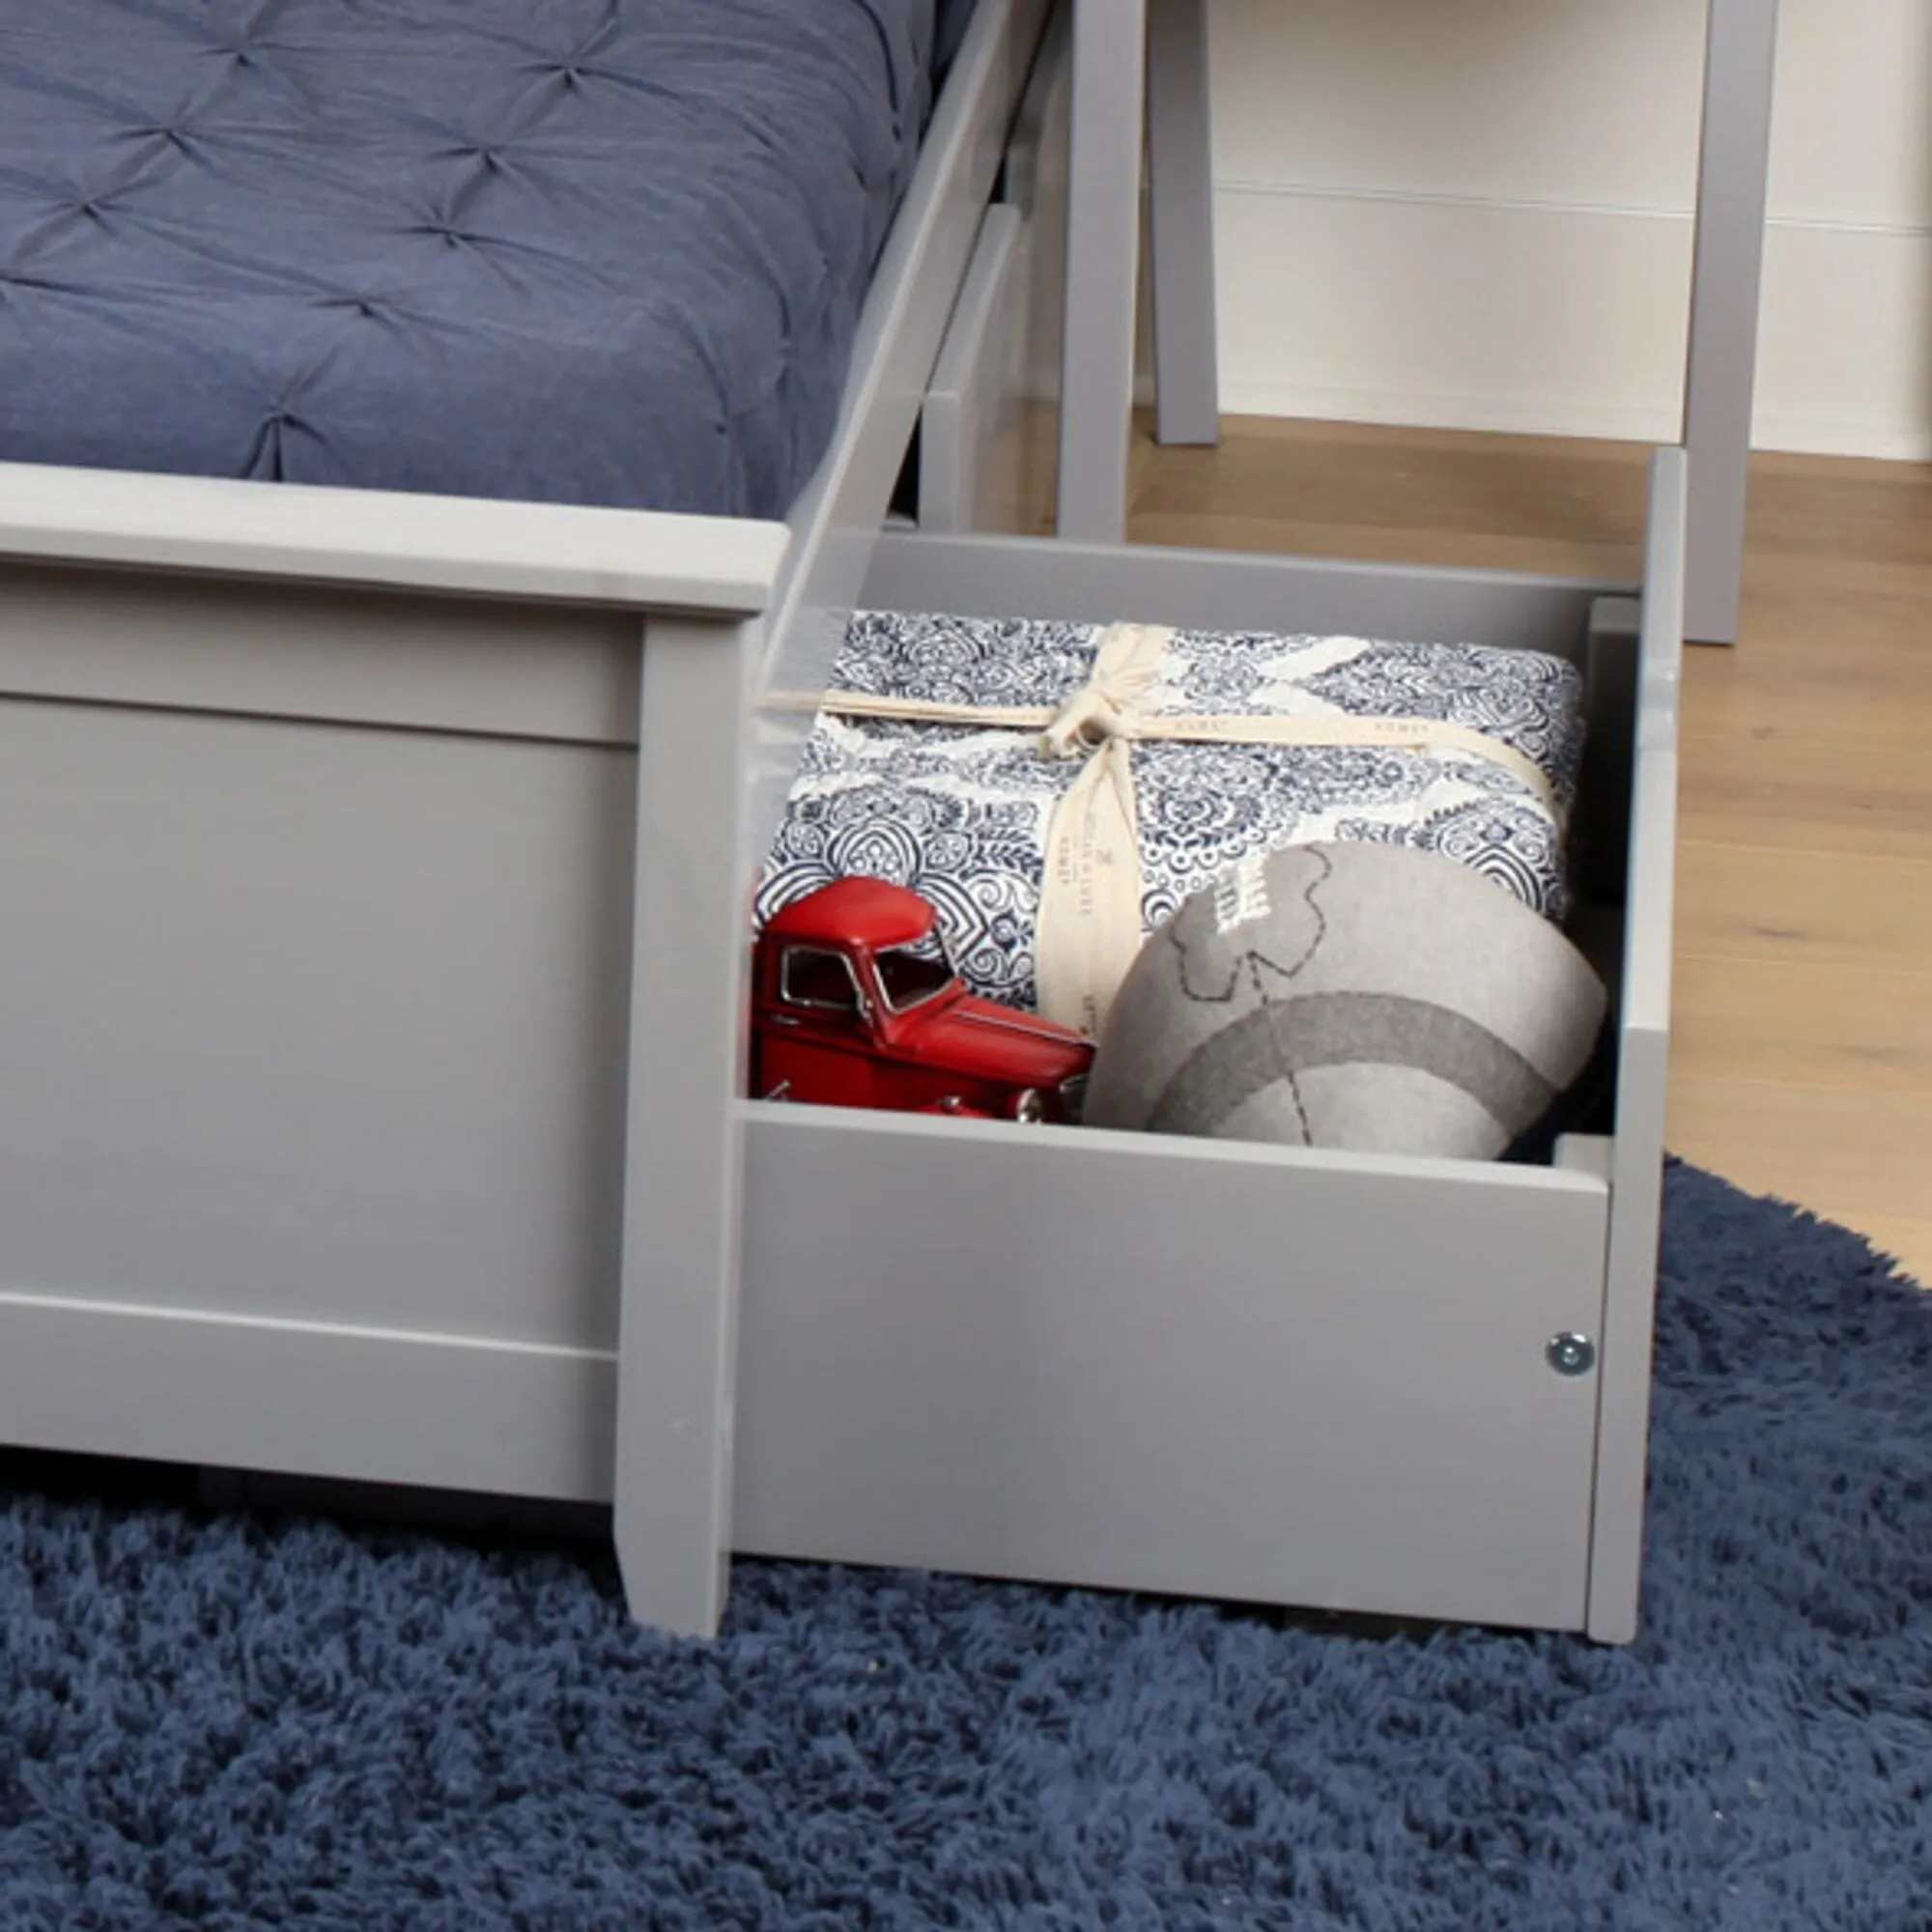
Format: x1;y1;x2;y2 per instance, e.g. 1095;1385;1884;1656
1122;416;1932;1287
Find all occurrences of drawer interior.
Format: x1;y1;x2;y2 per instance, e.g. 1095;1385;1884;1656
811;526;1659;1167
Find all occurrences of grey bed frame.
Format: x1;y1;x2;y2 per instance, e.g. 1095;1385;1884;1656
0;0;1684;1646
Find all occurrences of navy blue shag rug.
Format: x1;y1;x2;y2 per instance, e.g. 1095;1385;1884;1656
3;1162;1929;1931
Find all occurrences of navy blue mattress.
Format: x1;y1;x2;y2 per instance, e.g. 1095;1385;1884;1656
0;0;969;519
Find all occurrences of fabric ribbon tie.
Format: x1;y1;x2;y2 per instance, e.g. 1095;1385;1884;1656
808;623;1563;1039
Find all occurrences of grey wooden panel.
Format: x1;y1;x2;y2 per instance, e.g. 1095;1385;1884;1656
737;1106;1608;1633
612;616;758;1640
861;530;1625;656
1683;0;1780;646
748;0;1050;876
1053;0;1148;543
1588;448;1685;1642
920;206;1028;532
997;0;1071;221
995;5;1073;526
1146;0;1220;447
0;562;639;743
0;698;631;1349
0;1292;614;1502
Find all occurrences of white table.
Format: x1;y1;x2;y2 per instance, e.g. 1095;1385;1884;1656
1057;0;1780;645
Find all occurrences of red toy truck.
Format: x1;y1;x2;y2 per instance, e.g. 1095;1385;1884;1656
751;878;1094;1122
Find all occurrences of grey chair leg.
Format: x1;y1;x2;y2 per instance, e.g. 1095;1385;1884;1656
1683;0;1781;646
1146;0;1220;447
1056;0;1149;543
1058;0;1776;642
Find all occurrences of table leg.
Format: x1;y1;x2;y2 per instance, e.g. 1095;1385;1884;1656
1056;0;1149;542
1147;0;1221;447
1683;0;1780;645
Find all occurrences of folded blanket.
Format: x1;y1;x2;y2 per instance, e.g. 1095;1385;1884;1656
758;611;1587;1021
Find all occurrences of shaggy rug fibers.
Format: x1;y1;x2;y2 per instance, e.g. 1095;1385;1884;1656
1;1162;1928;1931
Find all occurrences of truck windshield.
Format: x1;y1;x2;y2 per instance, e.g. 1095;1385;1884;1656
874;934;955;1012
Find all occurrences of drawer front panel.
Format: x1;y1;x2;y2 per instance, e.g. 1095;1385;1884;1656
737;1104;1610;1634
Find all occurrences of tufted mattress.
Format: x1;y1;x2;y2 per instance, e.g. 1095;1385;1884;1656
0;0;969;519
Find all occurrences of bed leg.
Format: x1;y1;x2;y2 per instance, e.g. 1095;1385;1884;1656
1682;0;1780;647
1146;0;1220;448
611;613;758;1639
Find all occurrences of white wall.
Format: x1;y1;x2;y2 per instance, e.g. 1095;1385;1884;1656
1208;0;1932;458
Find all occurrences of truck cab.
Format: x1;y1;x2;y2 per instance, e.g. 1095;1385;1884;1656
751;878;1093;1122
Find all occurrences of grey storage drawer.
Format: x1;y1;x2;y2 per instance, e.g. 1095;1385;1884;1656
734;451;1683;1641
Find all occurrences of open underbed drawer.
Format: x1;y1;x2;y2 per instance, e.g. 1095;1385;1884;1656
733;453;1684;1642
0;449;1682;1647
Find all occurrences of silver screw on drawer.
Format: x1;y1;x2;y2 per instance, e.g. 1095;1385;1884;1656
1547;1333;1598;1378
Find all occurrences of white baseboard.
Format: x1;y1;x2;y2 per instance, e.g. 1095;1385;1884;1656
1211;183;1932;463
1214;378;1680;446
1215;378;1932;466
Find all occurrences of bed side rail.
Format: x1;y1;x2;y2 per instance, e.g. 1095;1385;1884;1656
0;461;787;614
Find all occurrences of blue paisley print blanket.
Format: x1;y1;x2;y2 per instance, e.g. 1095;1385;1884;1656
758;612;1587;1016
